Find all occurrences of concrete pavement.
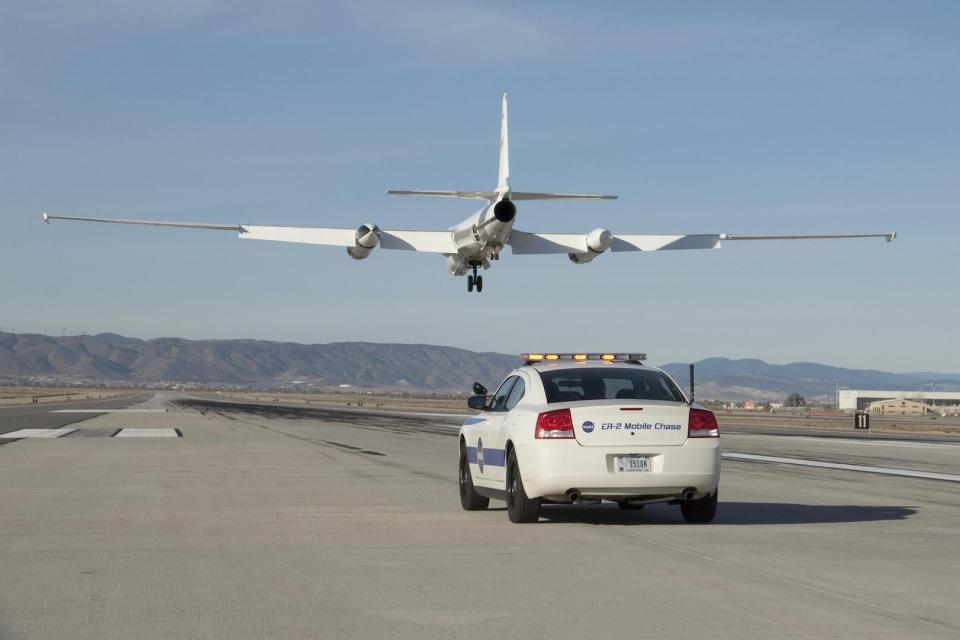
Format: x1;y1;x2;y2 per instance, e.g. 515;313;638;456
0;393;957;639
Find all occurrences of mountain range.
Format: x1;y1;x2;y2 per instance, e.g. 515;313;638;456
660;358;960;401
1;332;957;399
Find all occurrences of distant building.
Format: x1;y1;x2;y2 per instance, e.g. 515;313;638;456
839;389;960;412
868;398;927;416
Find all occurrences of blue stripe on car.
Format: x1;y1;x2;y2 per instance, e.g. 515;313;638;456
465;446;506;467
462;417;486;426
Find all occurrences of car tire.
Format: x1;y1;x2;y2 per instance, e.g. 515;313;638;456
616;501;645;511
506;449;541;523
459;448;489;511
680;489;718;523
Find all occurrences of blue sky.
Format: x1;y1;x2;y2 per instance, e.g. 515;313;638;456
1;1;957;372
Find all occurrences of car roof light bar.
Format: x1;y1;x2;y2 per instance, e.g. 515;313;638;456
521;353;647;365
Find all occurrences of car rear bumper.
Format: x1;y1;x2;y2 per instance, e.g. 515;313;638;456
514;439;721;501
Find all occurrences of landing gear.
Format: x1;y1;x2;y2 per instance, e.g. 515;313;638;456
466;264;484;293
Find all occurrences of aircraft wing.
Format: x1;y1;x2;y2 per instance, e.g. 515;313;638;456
508;230;896;254
42;213;458;254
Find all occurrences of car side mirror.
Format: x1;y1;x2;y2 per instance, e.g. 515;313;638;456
467;395;488;411
472;382;487;396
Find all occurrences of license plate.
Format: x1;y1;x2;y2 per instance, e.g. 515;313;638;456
615;455;651;473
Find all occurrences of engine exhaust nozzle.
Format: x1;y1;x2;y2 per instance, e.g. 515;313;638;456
493;199;516;223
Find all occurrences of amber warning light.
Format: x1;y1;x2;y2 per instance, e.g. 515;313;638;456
521;353;647;364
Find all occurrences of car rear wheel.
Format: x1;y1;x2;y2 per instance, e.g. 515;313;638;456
506;450;540;523
459;448;489;511
680;490;718;523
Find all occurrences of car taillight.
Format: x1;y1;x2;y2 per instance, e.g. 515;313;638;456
688;408;720;438
535;408;575;439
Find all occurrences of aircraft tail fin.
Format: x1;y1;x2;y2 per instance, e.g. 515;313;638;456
498;92;509;190
389;95;617;202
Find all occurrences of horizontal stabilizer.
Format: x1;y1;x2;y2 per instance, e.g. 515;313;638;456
386;190;498;200
510;192;617;201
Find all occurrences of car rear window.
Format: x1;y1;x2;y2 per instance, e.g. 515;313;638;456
538;368;686;404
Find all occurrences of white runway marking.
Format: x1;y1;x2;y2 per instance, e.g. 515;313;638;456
50;409;167;414
728;433;960;449
723;452;960;482
2;428;77;438
114;428;181;438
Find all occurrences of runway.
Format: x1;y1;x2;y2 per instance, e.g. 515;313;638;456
0;393;957;639
0;393;152;437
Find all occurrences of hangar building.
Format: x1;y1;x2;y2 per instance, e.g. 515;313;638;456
868;398;927;416
839;389;960;414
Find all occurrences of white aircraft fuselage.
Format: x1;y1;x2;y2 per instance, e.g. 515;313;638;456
447;190;516;276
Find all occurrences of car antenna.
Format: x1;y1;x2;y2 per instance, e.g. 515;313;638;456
689;363;695;404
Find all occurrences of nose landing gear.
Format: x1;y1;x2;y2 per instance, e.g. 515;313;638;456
466;263;484;293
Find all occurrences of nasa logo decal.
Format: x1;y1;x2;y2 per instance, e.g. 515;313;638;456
477;438;485;473
582;421;595;433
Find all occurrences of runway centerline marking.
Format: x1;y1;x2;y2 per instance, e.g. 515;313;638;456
2;428;78;438
723;452;960;482
725;433;960;449
113;428;181;438
50;409;167;414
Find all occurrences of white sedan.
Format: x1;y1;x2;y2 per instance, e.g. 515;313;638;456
458;354;721;523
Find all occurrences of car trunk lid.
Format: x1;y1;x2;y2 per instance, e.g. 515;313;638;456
569;400;689;446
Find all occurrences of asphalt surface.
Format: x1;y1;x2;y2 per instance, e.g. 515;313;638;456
0;394;152;437
0;393;957;640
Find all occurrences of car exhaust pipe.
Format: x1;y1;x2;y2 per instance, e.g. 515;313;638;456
566;489;581;502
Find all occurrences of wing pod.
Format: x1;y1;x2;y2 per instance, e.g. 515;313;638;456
568;228;613;264
346;224;381;260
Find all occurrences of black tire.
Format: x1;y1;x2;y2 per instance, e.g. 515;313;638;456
459;448;489;511
475;275;483;292
680;490;718;523
616;501;645;511
467;275;474;292
506;449;540;523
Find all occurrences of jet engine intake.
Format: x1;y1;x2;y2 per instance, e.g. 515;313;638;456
346;223;381;260
568;227;613;265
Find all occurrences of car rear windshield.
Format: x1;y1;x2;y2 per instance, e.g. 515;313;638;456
538;368;686;404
